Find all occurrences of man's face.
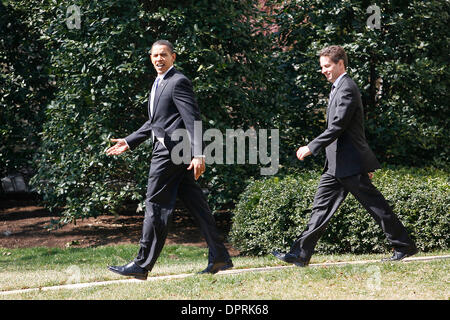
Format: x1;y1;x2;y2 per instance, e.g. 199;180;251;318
320;56;345;83
151;45;176;75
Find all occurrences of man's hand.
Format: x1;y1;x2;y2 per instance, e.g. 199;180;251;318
106;138;129;156
187;157;205;180
296;146;312;161
368;172;374;179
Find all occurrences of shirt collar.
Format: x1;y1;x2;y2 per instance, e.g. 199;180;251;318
157;65;174;80
332;72;346;89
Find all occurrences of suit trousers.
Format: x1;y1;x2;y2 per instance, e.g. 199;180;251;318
290;173;416;261
134;141;230;271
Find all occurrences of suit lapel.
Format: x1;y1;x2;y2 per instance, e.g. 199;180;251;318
326;74;348;124
150;68;176;122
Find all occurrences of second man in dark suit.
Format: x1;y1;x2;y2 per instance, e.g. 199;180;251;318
273;45;417;266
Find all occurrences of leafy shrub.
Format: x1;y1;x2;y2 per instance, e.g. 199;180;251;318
270;0;450;168
27;0;279;222
0;1;54;177
230;167;449;255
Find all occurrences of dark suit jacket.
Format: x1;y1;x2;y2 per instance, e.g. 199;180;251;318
125;68;202;157
307;74;380;178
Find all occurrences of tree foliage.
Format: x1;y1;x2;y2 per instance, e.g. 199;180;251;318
1;0;448;224
269;0;450;168
20;0;278;222
0;1;54;177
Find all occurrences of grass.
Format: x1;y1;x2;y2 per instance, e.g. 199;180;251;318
0;245;448;300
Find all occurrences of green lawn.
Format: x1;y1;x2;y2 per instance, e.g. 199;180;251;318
0;245;448;300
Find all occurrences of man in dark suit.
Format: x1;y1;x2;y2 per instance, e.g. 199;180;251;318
273;45;417;267
106;40;232;280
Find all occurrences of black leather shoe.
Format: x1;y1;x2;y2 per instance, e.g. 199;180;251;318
108;261;148;280
198;260;234;274
381;247;418;262
272;251;309;267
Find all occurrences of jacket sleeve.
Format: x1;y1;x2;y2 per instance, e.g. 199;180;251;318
124;120;153;151
172;77;204;157
307;83;357;156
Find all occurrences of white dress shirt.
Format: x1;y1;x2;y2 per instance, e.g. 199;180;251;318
331;72;347;95
150;66;174;147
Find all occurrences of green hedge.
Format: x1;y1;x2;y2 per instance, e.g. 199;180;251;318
230;167;449;255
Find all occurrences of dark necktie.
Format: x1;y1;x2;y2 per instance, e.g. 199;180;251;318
326;84;336;124
329;84;336;100
150;77;160;117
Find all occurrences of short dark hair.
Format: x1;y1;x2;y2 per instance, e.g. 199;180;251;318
319;45;348;68
151;40;175;54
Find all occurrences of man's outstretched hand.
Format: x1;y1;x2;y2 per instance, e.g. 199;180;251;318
296;146;312;161
187;157;205;180
106;138;129;156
